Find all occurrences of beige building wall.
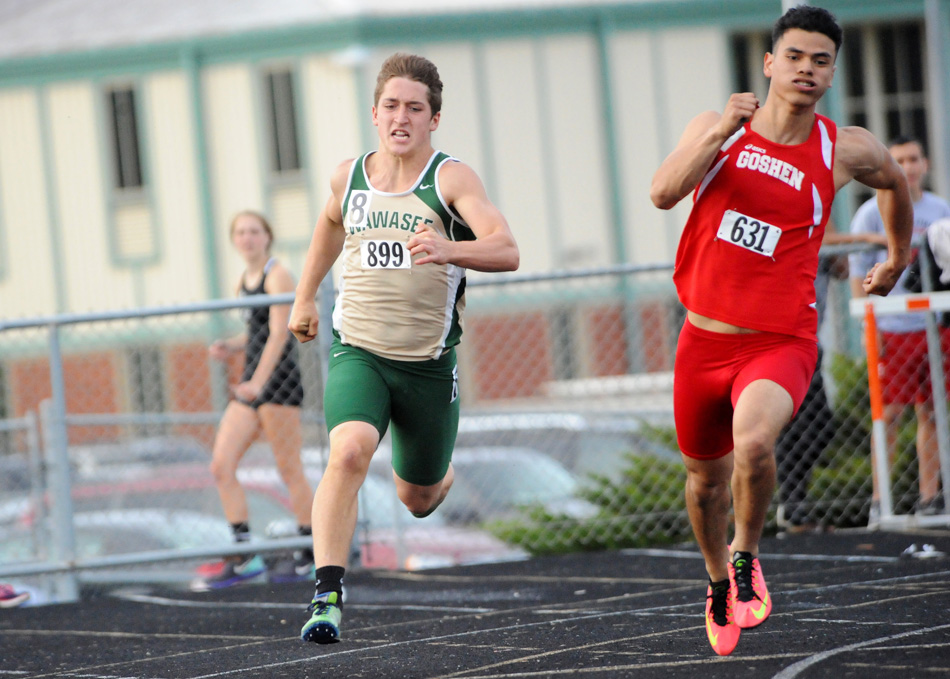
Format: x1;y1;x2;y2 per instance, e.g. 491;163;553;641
613;27;731;266
142;71;206;303
203;64;264;295
424;43;486;184
0;88;56;317
0;22;737;317
48;81;132;312
303;56;363;209
482;39;551;274
540;34;612;269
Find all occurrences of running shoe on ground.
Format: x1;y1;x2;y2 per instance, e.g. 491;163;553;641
0;584;29;608
301;591;342;644
730;551;771;629
915;494;945;516
705;579;739;656
867;500;881;528
269;551;316;584
194;560;226;577
190;554;266;591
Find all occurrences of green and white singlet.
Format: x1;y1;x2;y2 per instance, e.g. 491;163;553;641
332;150;476;361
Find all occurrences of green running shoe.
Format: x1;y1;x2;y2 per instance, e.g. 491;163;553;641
300;591;342;644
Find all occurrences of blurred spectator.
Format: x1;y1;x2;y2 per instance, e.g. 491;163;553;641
849;137;950;523
193;210;313;591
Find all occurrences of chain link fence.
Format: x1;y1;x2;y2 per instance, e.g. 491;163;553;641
1;249;947;603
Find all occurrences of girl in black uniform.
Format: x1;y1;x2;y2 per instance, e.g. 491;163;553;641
193;211;314;590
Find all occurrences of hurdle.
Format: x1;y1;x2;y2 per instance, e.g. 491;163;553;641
850;291;950;529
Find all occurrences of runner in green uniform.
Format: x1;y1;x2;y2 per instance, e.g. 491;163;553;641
289;53;519;644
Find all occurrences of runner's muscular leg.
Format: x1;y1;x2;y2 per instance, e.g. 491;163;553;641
312;421;380;567
683;452;734;582
731;379;793;556
393;463;455;518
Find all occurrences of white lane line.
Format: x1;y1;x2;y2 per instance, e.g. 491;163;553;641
771;623;950;679
433;653;812;678
113;592;493;614
620;547;900;563
183;566;950;679
31;556;945;679
183;571;950;679
1;629;262;641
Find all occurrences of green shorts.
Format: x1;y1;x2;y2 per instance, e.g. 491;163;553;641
324;334;460;487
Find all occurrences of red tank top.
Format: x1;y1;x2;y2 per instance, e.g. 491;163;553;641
673;114;837;341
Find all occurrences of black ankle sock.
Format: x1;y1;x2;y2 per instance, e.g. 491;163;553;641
298;526;314;562
315;566;345;598
230;522;251;542
709;577;729;591
732;550;753;566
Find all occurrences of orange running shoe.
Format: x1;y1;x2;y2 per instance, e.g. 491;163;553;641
705;579;740;656
730;551;771;629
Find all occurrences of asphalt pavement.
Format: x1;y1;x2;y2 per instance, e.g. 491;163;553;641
2;528;949;678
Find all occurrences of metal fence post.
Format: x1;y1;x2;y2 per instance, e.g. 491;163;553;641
42;324;79;602
919;251;950;512
864;302;893;521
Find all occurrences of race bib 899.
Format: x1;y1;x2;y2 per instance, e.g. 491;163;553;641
716;210;782;257
360;239;411;269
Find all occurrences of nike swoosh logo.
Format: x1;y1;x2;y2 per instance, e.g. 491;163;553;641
706;613;718;645
751;591;770;619
420;183;433;189
333;352;347;357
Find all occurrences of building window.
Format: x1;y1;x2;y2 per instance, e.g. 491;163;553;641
732;22;929;210
843;24;928;145
264;69;302;175
106;87;144;190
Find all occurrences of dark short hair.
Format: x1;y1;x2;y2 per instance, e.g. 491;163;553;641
888;135;924;153
772;5;843;55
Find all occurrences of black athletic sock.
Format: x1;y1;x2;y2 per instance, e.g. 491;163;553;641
315;565;345;608
230;521;251;542
298;525;314;562
731;550;754;566
709;577;729;591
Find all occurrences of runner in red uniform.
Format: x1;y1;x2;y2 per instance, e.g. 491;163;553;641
651;5;913;656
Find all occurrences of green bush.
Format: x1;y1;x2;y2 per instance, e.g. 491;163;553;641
489;438;691;556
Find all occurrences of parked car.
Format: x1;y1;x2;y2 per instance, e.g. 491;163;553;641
0;509;232;577
454;411;679;484
1;461;524;583
68;435;212;480
371;445;598;526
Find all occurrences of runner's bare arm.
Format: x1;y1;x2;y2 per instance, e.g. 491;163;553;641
835;127;913;296
651;93;759;210
289;160;350;343
408;161;519;272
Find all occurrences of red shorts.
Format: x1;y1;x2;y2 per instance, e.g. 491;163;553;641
674;319;818;460
880;328;950;406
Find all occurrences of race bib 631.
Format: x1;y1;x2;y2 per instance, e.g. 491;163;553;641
716;210;782;257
